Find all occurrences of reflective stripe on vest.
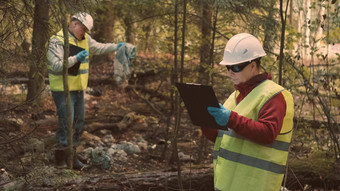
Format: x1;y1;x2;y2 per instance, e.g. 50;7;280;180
213;80;294;191
47;30;90;91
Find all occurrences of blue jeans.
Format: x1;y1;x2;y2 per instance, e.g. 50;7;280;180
52;91;85;147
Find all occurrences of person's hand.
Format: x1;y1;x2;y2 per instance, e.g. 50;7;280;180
207;103;231;126
117;42;126;50
76;50;89;62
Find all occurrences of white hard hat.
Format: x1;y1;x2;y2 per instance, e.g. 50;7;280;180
219;33;266;65
72;12;93;31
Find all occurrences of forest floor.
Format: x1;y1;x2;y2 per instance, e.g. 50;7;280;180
1;61;340;191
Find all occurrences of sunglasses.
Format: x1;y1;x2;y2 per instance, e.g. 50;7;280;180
225;61;252;73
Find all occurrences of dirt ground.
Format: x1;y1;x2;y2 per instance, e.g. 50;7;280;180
0;81;217;190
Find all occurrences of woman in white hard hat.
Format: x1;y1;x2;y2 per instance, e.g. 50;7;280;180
47;12;126;170
202;33;294;191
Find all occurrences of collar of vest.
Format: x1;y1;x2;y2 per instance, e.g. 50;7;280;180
234;73;270;96
54;30;88;45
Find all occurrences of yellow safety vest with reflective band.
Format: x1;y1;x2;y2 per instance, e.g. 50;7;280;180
213;80;294;191
47;30;89;91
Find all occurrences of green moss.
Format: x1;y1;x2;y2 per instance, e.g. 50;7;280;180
289;150;335;177
5;166;81;190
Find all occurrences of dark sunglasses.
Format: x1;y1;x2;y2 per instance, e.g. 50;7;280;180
225;61;252;73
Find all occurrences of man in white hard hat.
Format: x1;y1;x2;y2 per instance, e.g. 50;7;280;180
201;33;294;191
47;12;125;170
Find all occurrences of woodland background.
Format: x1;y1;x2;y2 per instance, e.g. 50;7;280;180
0;0;339;190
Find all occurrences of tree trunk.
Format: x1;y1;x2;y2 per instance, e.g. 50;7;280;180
26;0;49;105
198;1;212;85
263;0;277;53
298;0;304;65
305;0;311;61
142;24;152;52
315;1;326;48
91;1;116;64
170;1;187;190
24;168;214;190
279;0;289;85
209;6;218;84
123;17;135;44
165;0;179;163
59;0;74;169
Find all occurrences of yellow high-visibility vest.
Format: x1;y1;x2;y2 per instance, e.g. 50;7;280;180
213;80;294;191
47;30;89;91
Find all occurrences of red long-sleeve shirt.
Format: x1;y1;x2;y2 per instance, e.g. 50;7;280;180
201;73;286;145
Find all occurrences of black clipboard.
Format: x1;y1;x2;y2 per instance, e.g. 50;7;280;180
68;44;85;76
176;82;223;129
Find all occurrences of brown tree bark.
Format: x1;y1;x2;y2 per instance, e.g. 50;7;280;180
279;0;290;85
91;1;116;64
123;17;135;44
198;1;212;85
263;0;277;53
26;0;50;105
58;0;74;169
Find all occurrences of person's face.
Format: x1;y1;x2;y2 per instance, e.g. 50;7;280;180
226;61;258;85
71;21;88;40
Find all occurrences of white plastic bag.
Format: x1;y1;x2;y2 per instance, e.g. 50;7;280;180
114;43;136;85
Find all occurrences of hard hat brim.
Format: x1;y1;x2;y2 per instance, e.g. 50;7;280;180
219;59;252;66
219;54;266;66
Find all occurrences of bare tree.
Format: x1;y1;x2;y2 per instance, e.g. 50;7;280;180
57;0;74;169
170;0;187;190
279;0;290;85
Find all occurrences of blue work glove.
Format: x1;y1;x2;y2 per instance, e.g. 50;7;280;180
117;42;126;50
76;50;89;62
207;103;231;126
